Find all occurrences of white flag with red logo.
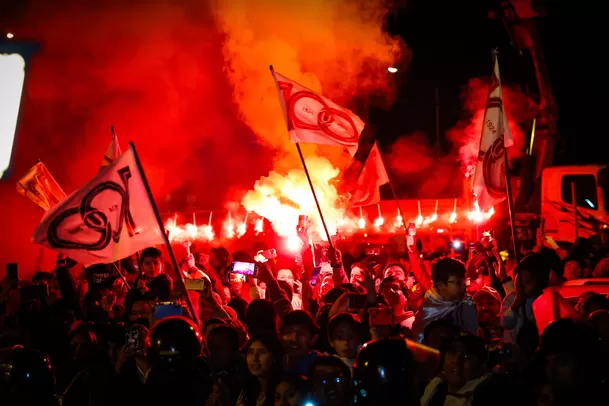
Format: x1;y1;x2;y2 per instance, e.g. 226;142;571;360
100;135;122;170
350;143;389;206
33;144;164;266
472;55;514;211
271;69;364;155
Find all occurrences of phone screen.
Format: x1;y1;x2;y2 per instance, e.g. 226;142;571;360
309;266;322;286
232;261;257;276
125;327;141;351
154;303;182;320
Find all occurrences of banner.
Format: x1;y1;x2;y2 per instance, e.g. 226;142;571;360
16;161;67;210
272;69;364;155
350;142;389;206
472;55;514;211
33;145;164;266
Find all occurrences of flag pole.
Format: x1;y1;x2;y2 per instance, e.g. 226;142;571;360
295;143;335;250
129;142;199;325
269;64;335;249
492;48;520;269
110;125;117;139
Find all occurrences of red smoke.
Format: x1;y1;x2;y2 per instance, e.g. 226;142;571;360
446;76;534;177
1;2;272;275
0;1;405;276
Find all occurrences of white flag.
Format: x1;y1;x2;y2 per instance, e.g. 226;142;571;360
33;144;164;266
271;69;364;155
472;55;513;211
100;135;122;170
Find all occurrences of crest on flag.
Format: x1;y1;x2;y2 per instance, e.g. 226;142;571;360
472;54;513;211
16;162;67;211
350;143;389;207
271;69;364;155
33;145;163;266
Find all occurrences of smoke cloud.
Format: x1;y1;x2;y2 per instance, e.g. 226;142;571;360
0;1;405;274
446;76;534;177
212;0;406;170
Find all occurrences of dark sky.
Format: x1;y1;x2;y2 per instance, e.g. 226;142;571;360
380;0;606;167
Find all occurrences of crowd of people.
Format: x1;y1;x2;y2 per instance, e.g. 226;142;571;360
1;226;609;406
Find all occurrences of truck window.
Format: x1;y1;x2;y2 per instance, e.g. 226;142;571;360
561;175;598;210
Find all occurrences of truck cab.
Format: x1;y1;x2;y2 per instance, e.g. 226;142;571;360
541;165;609;243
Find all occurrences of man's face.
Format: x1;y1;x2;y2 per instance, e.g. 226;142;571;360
384;265;406;281
141;256;162;278
277;269;294;288
319;274;334;298
443;344;483;390
475;294;500;325
350;267;365;286
438;276;466;301
310;365;349;406
281;323;317;358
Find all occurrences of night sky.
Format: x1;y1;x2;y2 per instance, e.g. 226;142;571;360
380;0;606;166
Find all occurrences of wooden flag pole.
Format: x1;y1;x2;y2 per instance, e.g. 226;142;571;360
129;142;199;325
110;125;117;138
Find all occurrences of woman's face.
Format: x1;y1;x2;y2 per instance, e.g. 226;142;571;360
246;340;273;377
384;265;406;281
141;256;162;278
277;269;295;288
274;381;301;406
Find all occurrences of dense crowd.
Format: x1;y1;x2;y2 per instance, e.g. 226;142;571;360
1;227;609;406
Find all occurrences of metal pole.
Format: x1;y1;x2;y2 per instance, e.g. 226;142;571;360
571;181;578;241
295;143;334;249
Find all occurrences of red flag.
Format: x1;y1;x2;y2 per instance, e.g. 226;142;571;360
33;144;164;266
472;55;514;211
350;143;389;206
271;69;364;155
16;162;67;211
100;135;122;170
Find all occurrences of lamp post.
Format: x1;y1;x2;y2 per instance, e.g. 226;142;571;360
0;34;39;180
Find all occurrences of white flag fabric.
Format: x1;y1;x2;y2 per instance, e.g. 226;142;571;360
472;55;514;211
33;145;164;266
271;69;364;155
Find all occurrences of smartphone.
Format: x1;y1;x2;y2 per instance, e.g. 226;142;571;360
125;327;141;352
348;293;367;309
469;242;476;250
153;303;182;320
184;278;206;291
297;215;309;231
309;266;322;286
368;307;393;326
254;249;277;263
20;284;48;302
231;261;257;276
229;272;247;283
407;223;416;246
6;263;18;280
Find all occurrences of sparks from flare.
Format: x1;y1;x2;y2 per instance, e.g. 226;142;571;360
241;156;344;242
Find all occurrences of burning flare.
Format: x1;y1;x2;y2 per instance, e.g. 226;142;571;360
241;156;344;241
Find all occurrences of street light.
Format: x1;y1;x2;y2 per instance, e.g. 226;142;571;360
0;40;39;180
388;67;398;73
6;33;14;39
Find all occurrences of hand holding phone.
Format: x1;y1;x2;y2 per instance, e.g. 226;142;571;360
231;261;257;277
